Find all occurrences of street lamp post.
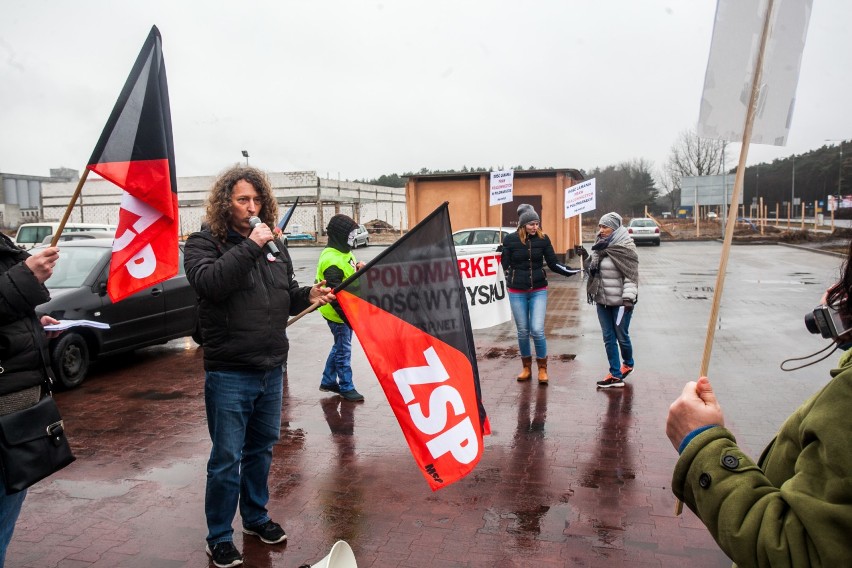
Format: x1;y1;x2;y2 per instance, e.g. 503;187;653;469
241;150;249;166
825;139;844;197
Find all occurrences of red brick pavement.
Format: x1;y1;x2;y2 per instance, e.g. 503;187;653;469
9;242;841;567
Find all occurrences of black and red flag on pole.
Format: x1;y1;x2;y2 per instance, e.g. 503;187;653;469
335;202;491;491
87;26;178;303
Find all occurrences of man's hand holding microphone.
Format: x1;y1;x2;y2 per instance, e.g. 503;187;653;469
249;216;280;258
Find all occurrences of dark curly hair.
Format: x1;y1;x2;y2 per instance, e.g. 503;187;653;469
204;166;279;241
826;239;852;319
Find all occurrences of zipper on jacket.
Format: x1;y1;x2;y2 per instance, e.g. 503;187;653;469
527;237;534;288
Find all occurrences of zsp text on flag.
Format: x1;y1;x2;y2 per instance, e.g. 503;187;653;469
87;25;178;303
335;203;490;490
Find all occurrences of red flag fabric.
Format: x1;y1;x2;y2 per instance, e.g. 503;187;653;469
87;26;178;303
335;203;490;491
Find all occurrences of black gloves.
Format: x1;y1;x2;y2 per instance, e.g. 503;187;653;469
575;246;589;259
623;299;634;312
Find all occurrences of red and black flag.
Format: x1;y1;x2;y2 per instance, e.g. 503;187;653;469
335;203;491;491
87;26;178;303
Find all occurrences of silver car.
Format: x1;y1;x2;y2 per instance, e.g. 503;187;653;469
351;224;370;248
626;218;661;246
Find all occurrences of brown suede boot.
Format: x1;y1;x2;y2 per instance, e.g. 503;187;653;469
536;357;548;384
517;357;533;381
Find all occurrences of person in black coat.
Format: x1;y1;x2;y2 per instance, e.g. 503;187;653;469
0;235;60;565
184;166;334;568
500;204;580;385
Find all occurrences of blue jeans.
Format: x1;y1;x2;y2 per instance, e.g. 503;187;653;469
320;320;356;393
204;367;283;545
596;304;634;378
0;484;26;567
509;289;548;358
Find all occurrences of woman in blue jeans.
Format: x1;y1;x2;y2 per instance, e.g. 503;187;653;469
583;212;639;389
501;204;580;384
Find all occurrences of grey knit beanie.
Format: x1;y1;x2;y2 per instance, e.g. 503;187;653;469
598;212;622;230
517;204;540;226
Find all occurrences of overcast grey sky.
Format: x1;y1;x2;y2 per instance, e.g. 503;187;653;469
1;1;850;183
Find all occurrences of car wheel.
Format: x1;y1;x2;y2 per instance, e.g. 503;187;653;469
654;239;661;246
50;332;90;389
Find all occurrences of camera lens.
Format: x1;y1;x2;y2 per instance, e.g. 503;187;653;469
804;312;820;335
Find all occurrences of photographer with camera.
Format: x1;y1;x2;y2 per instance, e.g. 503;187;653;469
665;242;852;566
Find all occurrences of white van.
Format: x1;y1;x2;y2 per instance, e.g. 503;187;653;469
13;222;117;250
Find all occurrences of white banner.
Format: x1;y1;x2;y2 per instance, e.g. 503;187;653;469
697;0;812;146
457;252;510;329
489;170;514;206
564;178;597;219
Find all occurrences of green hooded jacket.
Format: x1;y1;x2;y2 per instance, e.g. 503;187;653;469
672;350;852;567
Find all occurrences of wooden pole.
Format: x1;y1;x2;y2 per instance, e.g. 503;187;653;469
681;0;776;518
49;169;90;247
286;302;320;327
800;202;805;231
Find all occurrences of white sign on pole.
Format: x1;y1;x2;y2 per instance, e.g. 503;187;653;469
698;0;812;146
457;252;510;329
564;178;597;219
489;170;514;206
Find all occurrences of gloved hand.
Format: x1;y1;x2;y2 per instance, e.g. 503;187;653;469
576;246;589;259
622;299;634;312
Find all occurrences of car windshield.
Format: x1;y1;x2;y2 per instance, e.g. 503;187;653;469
630;219;656;227
45;247;108;289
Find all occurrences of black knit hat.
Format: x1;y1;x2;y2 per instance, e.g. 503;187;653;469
326;214;358;242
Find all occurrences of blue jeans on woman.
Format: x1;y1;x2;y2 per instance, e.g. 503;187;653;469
320;320;356;393
509;288;548;358
0;485;26;566
204;367;283;546
596;303;634;378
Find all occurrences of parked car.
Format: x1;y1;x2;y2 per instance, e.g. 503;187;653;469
352;224;370;248
626;218;661;246
283;232;315;243
41;230;116;244
35;239;199;388
452;227;515;256
706;211;718;219
14;222;117;250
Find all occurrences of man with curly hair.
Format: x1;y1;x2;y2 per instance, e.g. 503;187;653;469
184;166;334;568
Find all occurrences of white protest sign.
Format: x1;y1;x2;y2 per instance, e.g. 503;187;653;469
564;178;596;219
489;170;514;206
457;252;510;329
698;0;812;145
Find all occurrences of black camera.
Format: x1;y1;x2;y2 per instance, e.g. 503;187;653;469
804;304;852;339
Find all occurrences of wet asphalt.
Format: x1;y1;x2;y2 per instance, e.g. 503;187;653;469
8;241;846;567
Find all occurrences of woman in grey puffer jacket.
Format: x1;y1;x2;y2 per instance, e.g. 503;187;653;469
585;212;638;389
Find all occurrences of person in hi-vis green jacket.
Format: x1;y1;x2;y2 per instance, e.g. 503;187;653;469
667;242;852;567
316;214;366;402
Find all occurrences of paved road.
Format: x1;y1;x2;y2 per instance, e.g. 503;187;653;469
9;242;844;567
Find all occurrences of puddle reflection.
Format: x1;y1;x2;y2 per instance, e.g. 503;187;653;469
507;383;549;545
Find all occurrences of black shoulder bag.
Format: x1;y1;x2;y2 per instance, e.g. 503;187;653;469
0;323;75;494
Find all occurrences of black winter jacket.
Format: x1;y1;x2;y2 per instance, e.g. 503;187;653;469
501;231;578;290
0;234;51;396
184;229;312;371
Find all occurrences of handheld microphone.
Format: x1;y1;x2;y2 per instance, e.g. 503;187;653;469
248;216;280;257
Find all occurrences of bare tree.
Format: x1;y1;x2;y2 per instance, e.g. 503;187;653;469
659;128;727;210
